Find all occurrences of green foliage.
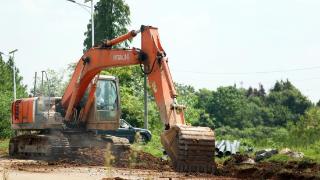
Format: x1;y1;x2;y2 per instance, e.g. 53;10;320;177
215;126;289;148
83;0;131;50
195;79;313;129
208;86;246;128
0;91;13;138
0;56;27;138
176;83;208;125
215;107;320;163
0;139;9;155
267;80;312;124
34;69;67;97
101;66;147;127
133;127;163;158
298;141;320;163
264;154;292;163
286;107;320;147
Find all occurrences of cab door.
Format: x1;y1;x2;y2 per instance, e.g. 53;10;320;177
95;79;120;122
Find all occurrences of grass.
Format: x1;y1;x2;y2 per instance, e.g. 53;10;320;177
298;146;320;163
255;141;320;164
0;139;9;156
132;134;163;158
264;154;292;163
215;156;230;164
216;126;320;165
134;131;320;167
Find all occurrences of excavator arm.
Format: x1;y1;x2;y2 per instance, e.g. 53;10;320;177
61;25;215;172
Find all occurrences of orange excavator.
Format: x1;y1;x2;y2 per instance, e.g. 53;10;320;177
9;25;215;172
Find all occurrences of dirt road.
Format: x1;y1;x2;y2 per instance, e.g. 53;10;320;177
0;158;228;180
2;147;319;179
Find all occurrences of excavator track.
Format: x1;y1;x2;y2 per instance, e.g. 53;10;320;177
50;136;71;158
9;132;130;159
9;134;71;159
161;125;215;173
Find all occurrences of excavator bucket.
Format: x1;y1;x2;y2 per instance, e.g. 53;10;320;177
161;125;215;173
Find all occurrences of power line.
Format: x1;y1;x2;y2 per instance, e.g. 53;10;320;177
173;65;320;76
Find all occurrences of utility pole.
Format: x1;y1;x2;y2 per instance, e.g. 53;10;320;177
89;0;94;47
66;0;94;47
9;49;18;100
33;72;37;97
144;70;148;130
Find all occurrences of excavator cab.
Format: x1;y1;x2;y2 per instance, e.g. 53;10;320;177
85;75;121;131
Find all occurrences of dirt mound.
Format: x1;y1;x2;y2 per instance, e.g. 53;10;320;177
112;149;171;171
43;147;172;171
217;155;320;179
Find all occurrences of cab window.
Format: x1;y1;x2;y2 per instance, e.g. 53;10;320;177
95;80;118;121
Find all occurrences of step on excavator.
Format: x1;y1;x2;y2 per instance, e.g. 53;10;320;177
9;25;215;172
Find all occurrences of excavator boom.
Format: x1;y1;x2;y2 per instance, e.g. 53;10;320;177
12;25;215;172
60;25;215;172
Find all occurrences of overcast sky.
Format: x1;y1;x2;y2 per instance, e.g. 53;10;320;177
1;0;320;102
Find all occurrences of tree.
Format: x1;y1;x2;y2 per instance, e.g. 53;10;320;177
258;83;266;97
82;0;150;128
83;0;131;50
34;69;67;97
197;81;312;128
300;107;320;129
267;79;312;123
207;86;249;128
288;107;320;146
246;87;253;97
176;83;207;125
193;112;215;129
196;88;212;110
0;55;27;137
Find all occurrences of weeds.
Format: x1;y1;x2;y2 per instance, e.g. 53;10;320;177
0;139;9;156
104;143;115;177
135;130;163;158
2;168;8;180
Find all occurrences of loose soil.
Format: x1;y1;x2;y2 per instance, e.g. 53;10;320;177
217;154;320;179
1;148;320;179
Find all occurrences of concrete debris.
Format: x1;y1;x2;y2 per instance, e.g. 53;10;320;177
279;148;304;158
215;140;240;157
255;149;278;161
241;158;256;165
254;148;304;161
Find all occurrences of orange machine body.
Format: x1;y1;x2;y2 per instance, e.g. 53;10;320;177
11;96;65;130
12;98;35;124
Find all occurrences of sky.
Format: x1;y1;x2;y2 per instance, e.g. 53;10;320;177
1;0;320;102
